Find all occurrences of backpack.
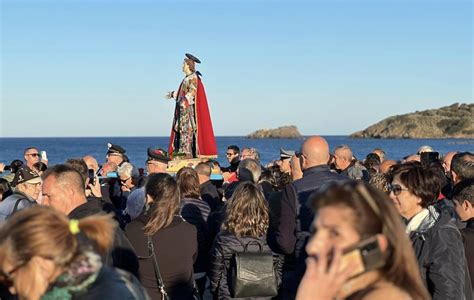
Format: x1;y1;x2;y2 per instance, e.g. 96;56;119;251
229;240;278;298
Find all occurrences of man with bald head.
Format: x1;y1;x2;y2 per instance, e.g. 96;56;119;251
269;136;346;298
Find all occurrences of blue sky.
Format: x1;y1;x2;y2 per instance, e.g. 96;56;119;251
1;0;472;137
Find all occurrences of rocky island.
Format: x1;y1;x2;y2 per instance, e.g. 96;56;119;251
351;103;474;139
247;125;303;139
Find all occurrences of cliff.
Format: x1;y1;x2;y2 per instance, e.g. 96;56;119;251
351;103;474;139
247;125;303;139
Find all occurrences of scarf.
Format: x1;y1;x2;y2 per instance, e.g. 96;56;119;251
41;251;102;300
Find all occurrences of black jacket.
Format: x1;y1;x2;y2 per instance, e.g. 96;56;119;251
181;197;211;273
66;266;148;300
221;159;240;173
126;212;197;300
410;206;470;300
462;218;474;291
200;180;222;212
68;199;139;278
209;231;277;299
267;165;347;295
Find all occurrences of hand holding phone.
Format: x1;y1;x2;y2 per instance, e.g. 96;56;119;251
41;151;48;163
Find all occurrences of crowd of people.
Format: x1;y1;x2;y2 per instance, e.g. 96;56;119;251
0;138;473;300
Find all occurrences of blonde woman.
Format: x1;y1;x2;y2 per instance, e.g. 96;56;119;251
0;205;147;300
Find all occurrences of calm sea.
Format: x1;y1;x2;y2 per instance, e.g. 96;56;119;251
0;136;473;168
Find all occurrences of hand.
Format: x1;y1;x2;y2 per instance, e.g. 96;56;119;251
165;91;175;99
296;247;354;300
0;163;5;173
222;171;232;182
290;155;303;181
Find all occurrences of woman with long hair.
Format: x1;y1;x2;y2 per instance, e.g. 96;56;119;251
296;181;430;300
176;167;211;297
209;182;276;299
0;205;147;300
125;173;197;299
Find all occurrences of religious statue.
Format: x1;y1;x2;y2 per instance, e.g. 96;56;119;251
166;53;217;159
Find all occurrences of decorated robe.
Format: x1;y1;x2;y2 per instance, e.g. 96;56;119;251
168;72;217;158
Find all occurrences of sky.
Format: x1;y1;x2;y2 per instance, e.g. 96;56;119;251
0;0;472;137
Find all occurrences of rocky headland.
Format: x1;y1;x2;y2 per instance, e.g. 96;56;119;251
351;103;474;139
247;125;303;139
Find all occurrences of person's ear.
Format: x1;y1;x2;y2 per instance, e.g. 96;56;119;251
146;194;153;204
376;234;388;253
463;200;472;212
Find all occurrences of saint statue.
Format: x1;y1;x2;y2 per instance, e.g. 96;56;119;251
166;53;217;159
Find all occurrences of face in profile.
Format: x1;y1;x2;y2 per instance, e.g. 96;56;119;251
389;174;422;219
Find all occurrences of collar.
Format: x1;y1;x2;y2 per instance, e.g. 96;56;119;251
302;165;331;176
406;209;430;234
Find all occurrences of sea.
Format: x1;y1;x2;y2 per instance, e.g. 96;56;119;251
1;136;473;168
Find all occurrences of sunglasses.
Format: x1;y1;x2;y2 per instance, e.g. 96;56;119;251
26;153;40;157
388;184;409;196
120;177;131;184
226;152;235;156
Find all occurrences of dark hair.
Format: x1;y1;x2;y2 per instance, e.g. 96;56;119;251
176;167;201;199
389;162;441;208
42;164;85;196
65;158;88;186
309;181;430;300
451;152;474;181
0;178;11;200
452;179;474;205
9;160;24;174
259;166;291;191
227;145;240;154
143;173;180;234
195;162;212;177
23;147;38;155
33;162;48;172
364;153;381;170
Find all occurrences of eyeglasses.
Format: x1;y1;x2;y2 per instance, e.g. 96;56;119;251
26;153;39;157
120;177;131;184
226;152;235;157
0;261;27;287
388;184;409;196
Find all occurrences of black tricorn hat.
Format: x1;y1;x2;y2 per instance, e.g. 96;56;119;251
147;147;171;163
185;53;201;64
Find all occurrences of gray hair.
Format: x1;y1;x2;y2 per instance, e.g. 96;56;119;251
117;162;140;179
334;144;353;160
242;147;261;163
238;158;262;183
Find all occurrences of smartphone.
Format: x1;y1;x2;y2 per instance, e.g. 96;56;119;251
88;169;96;186
3;165;11;171
338;236;385;279
41;151;48;161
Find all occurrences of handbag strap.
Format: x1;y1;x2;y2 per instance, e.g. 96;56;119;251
146;235;168;298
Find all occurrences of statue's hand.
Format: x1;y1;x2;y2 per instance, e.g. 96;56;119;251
165;91;175;99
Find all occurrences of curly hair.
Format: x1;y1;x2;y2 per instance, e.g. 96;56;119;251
222;182;269;238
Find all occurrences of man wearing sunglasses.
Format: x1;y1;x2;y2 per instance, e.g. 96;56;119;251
23;147;41;170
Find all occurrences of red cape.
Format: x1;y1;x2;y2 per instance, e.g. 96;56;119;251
168;76;217;158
